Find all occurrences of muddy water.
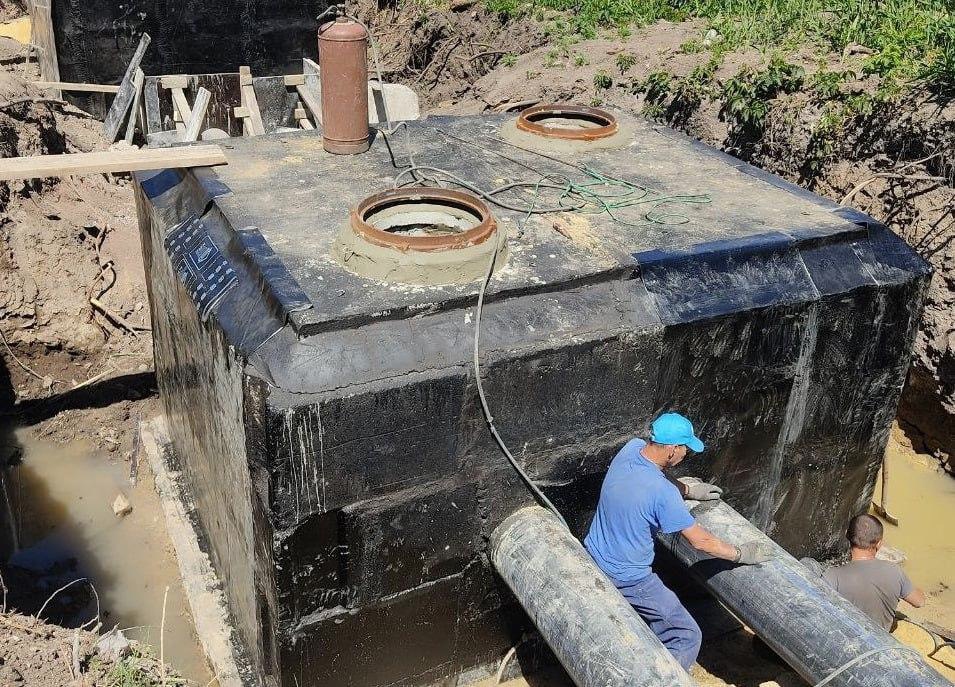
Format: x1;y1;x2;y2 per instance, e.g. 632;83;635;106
1;430;212;684
878;431;955;681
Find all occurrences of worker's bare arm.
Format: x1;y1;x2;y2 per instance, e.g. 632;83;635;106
903;588;926;608
680;523;738;561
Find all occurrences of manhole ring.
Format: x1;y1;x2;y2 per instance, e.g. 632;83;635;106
516;104;619;140
350;187;496;253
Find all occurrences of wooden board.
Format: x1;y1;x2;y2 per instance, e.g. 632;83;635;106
34;81;120;94
145;74;244;139
295;83;322;127
0;146;227;180
238;66;266;136
181;87;212;142
0;17;33;43
170;87;192;132
28;1;59;94
102;33;151;142
124;69;145;145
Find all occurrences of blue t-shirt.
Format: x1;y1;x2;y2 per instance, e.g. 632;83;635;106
584;438;695;582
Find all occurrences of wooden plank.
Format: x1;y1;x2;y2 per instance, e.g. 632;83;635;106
238;67;266;136
102;33;151;142
0;145;227;181
0;16;32;43
294;107;314;130
295;83;322;127
34;81;120;94
181;87;212;142
124;69;145;145
170;87;192;132
232;106;251;119
283;74;305;87
29;1;60;94
161;75;190;90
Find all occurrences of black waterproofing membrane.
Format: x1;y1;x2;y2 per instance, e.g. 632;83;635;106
133;112;930;687
52;1;322;85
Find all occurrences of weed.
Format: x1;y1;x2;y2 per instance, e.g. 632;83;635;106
721;55;805;134
681;39;705;54
483;0;954;92
636;69;672;103
573;53;588;66
810;67;849;100
616;52;637;74
502;53;518;67
593;71;614;90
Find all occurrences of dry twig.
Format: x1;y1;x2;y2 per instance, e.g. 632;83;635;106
841;150;948;205
37;577;89;620
0;326;56;386
71;628;82;678
160;586;170;686
90;297;150;336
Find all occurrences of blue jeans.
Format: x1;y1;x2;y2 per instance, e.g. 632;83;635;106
613;572;702;671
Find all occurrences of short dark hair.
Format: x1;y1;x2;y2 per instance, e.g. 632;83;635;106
847;514;883;549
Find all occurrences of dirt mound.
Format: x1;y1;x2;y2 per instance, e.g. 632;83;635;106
0;611;178;686
0;3;25;24
0;33;152;453
363;0;545;109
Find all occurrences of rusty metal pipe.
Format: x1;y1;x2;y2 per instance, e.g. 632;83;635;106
318;17;370;154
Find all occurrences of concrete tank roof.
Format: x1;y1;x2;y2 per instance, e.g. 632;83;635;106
208;112;855;335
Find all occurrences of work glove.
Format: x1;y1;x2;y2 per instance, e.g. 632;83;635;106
735;541;775;565
677;476;723;501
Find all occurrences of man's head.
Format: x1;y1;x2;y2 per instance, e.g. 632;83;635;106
647;413;704;468
847;514;883;551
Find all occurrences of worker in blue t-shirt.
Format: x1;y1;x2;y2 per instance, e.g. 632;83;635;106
585;412;774;671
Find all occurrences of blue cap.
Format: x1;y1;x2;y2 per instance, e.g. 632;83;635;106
651;413;705;452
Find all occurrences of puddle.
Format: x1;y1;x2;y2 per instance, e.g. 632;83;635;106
0;429;212;684
878;431;955;627
877;430;955;681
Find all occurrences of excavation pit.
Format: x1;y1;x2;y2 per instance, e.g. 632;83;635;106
133;109;929;687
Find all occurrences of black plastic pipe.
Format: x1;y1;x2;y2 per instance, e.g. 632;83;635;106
490;506;695;687
657;500;949;687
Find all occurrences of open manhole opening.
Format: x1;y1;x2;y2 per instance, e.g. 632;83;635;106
351;188;496;252
517;104;619;140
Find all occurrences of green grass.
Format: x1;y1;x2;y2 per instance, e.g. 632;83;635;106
484;0;955;92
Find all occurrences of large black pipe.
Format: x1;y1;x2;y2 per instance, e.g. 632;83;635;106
657;500;948;687
490;506;695;687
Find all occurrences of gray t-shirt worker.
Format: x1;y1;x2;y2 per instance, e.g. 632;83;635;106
821;514;924;631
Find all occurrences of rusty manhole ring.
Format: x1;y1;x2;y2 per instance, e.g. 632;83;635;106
516;104;619;140
350;188;496;253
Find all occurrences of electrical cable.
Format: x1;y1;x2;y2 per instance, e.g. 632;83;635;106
472;181;569;529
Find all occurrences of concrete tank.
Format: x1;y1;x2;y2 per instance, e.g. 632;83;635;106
133;110;929;686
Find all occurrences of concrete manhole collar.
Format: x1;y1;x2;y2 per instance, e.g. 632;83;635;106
335;187;507;285
516;104;619;140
